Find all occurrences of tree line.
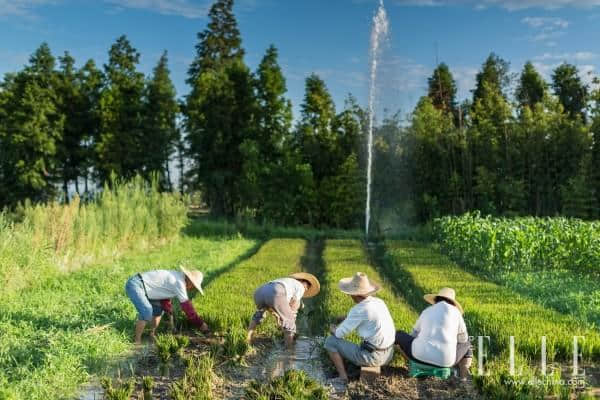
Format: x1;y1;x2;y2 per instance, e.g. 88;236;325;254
379;54;600;223
2;0;599;228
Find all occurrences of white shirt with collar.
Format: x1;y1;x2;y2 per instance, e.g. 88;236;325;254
411;301;469;367
140;270;189;302
271;277;305;303
335;296;396;349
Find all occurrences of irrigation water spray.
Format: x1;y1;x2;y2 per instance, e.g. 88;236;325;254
366;0;389;238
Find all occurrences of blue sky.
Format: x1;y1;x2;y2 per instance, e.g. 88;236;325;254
1;0;599;120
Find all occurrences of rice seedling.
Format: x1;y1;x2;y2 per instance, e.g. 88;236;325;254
321;239;418;335
385;241;600;361
244;369;329;400
199;239;308;338
169;354;215;400
100;377;135;400
155;334;190;364
142;376;154;400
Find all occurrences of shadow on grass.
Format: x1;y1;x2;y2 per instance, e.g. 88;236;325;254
298;239;327;337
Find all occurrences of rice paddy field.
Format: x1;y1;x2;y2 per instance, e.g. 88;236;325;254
2;205;600;399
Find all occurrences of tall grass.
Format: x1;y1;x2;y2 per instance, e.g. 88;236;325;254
0;176;188;295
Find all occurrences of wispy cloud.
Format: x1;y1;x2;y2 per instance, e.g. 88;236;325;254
532;61;597;86
390;0;600;10
534;51;598;61
0;0;56;17
521;15;570;46
105;0;207;18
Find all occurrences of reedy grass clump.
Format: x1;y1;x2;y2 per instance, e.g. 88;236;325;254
244;370;329;400
1;175;188;297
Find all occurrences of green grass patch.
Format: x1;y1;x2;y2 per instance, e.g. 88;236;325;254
321;239;418;336
0;231;257;400
199;239;307;338
385;240;600;361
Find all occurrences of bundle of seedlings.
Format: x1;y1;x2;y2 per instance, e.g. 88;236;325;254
244;370;329;400
100;377;135;400
155;334;190;376
170;354;216;400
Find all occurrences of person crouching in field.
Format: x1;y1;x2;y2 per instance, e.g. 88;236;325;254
324;272;395;383
247;272;320;348
395;288;472;379
125;267;209;344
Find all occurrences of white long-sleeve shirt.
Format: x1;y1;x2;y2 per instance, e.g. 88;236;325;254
271;277;305;303
335;296;396;349
140;270;189;302
411;301;469;367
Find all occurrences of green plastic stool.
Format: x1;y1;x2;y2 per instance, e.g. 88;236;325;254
408;359;453;379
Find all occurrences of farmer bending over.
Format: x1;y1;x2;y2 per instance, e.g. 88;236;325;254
247;272;320;348
324;272;395;383
125;267;209;344
395;288;472;379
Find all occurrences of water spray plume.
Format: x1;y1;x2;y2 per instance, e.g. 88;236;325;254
366;0;389;238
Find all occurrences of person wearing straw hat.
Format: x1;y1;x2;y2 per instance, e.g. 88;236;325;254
323;272;396;382
125;267;209;344
394;287;472;378
247;272;320;348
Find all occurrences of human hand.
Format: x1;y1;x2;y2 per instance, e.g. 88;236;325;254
330;324;337;335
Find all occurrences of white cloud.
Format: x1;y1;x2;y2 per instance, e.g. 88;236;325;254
521;16;569;28
390;0;600;9
105;0;207;18
0;0;56;17
531;61;597;86
534;51;598;61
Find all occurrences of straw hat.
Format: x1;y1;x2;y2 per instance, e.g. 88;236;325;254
338;272;380;296
289;272;320;298
180;267;205;295
424;288;463;314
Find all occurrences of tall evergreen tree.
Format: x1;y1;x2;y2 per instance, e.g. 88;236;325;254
295;74;338;183
472;53;510;104
427;63;457;115
551;63;588;121
187;0;244;81
96;35;146;182
0;43;63;207
516;61;547;109
143;51;179;189
185;0;255;215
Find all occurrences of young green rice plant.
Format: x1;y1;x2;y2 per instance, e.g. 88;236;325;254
142;376;154;400
244;369;329;400
100;377;135;400
384;240;600;398
169;354;215;400
199;239;308;339
385;241;600;361
155;334;190;375
322;240;418;335
223;326;251;361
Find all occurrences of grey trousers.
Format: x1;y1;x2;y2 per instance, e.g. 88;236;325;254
252;282;297;333
324;335;394;367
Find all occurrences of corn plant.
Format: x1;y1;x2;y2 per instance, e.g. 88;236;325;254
142;376;154;400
